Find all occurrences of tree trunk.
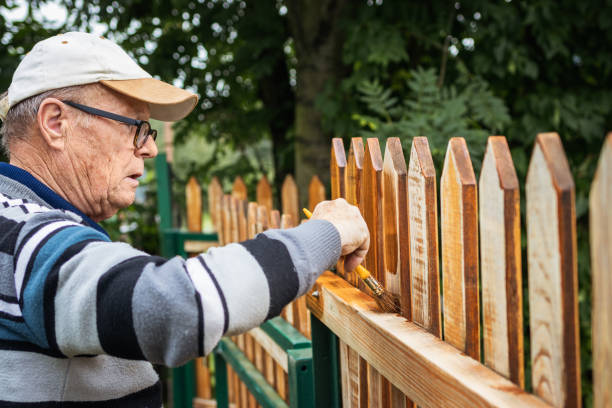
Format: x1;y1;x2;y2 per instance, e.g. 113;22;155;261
286;0;349;206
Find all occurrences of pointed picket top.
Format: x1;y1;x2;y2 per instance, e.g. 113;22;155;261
308;175;326;212
382;137;409;312
590;133;612;408
247;202;258;239
256;175;273;215
478;136;523;387
408;137;441;337
232;176;248;201
331;138;347;200
526;132;580;407
208;176;223;232
440;137;480;360
362;138;385;285
186;176;202;233
281;174;299;227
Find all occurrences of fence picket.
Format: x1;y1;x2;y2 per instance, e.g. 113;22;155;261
232;175;247;201
186;176;202;233
363;138;385;285
441;137;480;360
282;175;300;229
591;133;612;408
408;137;441;337
479;136;524;387
526;132;580;407
331;138;347;280
346;138;365;287
208;176;223;238
257;175;274;215
308;175;326;211
382;137;409;307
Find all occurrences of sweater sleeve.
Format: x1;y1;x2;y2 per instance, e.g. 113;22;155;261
14;213;340;366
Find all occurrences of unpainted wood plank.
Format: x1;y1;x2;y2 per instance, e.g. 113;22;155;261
208;176;223;238
256;205;269;235
229;196;239;243
280;214;294;229
247;202;258;239
440;137;480;360
270;210;281;230
222;195;232;246
526;132;581;407
478;136;524;387
407;137;441;337
306;272;551;408
280;214;295;325
382;137;409;310
256;175;274;215
232;175;248;201
591;133;612;408
236;199;248;242
186;176;202;233
363;138;385;284
281;175;300;228
308;174;326;211
249;327;288;372
195;356;212;399
244;333;258;408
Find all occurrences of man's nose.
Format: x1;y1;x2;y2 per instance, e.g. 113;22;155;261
136;135;158;159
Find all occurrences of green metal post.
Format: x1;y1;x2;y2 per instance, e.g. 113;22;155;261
214;348;229;408
287;348;315;408
154;153;174;258
311;315;341;408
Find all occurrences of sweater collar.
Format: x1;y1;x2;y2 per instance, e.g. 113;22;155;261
0;162;108;236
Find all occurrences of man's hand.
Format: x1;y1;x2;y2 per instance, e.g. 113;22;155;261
311;198;370;272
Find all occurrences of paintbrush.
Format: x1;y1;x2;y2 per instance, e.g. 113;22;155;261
302;208;399;313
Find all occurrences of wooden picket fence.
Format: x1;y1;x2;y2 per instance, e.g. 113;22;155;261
185;132;611;408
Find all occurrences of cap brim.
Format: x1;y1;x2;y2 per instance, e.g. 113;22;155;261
100;78;198;121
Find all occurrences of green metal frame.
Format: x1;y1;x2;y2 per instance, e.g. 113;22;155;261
214;316;315;408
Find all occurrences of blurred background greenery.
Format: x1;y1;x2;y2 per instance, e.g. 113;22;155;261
1;1;610;405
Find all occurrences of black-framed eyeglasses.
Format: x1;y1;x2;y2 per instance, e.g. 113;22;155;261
62;100;157;149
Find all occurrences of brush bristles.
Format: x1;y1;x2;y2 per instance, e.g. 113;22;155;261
374;291;400;313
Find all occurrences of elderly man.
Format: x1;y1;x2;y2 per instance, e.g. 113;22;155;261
0;32;369;406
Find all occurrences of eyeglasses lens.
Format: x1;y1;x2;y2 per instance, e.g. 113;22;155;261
136;123;150;148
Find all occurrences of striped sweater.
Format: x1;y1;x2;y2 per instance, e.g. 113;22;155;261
0;163;341;407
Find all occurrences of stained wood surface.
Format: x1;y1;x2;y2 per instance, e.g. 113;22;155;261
270;210;281;230
186;176;202;233
281;175;300;228
256;205;269;235
208;176;223;234
247;202;258;239
237;199;248;242
526;132;580;407
407;137;441;336
440;137;480;360
256;176;274;215
308;175;326;211
306;272;551;408
363;138;385;285
331;138;347;200
232;176;248;201
478;136;523;387
591;133;612;408
382;137;409;309
222;195;232;246
346;138;365;286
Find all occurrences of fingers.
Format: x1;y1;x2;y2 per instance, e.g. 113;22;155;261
310;198;370;267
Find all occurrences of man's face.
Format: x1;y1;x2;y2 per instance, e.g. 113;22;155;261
65;87;157;221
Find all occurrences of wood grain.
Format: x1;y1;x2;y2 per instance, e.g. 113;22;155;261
407;137;441;337
331;138;347;200
526;132;580;407
478;136;523;387
222;195;232;246
306;272;551;408
308;174;326;211
440;137;480;360
186;176;202;234
382;137;410;310
346;138;365;286
282;175;300;228
247;202;258;240
363;138;385;285
256;175;274;215
236;199;248;242
591;133;612;408
208;176;223;236
232;176;248;201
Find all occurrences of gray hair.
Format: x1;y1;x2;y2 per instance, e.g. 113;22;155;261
0;84;95;156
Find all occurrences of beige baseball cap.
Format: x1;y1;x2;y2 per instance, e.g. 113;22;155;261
0;32;198;121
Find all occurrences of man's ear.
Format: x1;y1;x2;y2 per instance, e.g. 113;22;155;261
37;98;67;151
